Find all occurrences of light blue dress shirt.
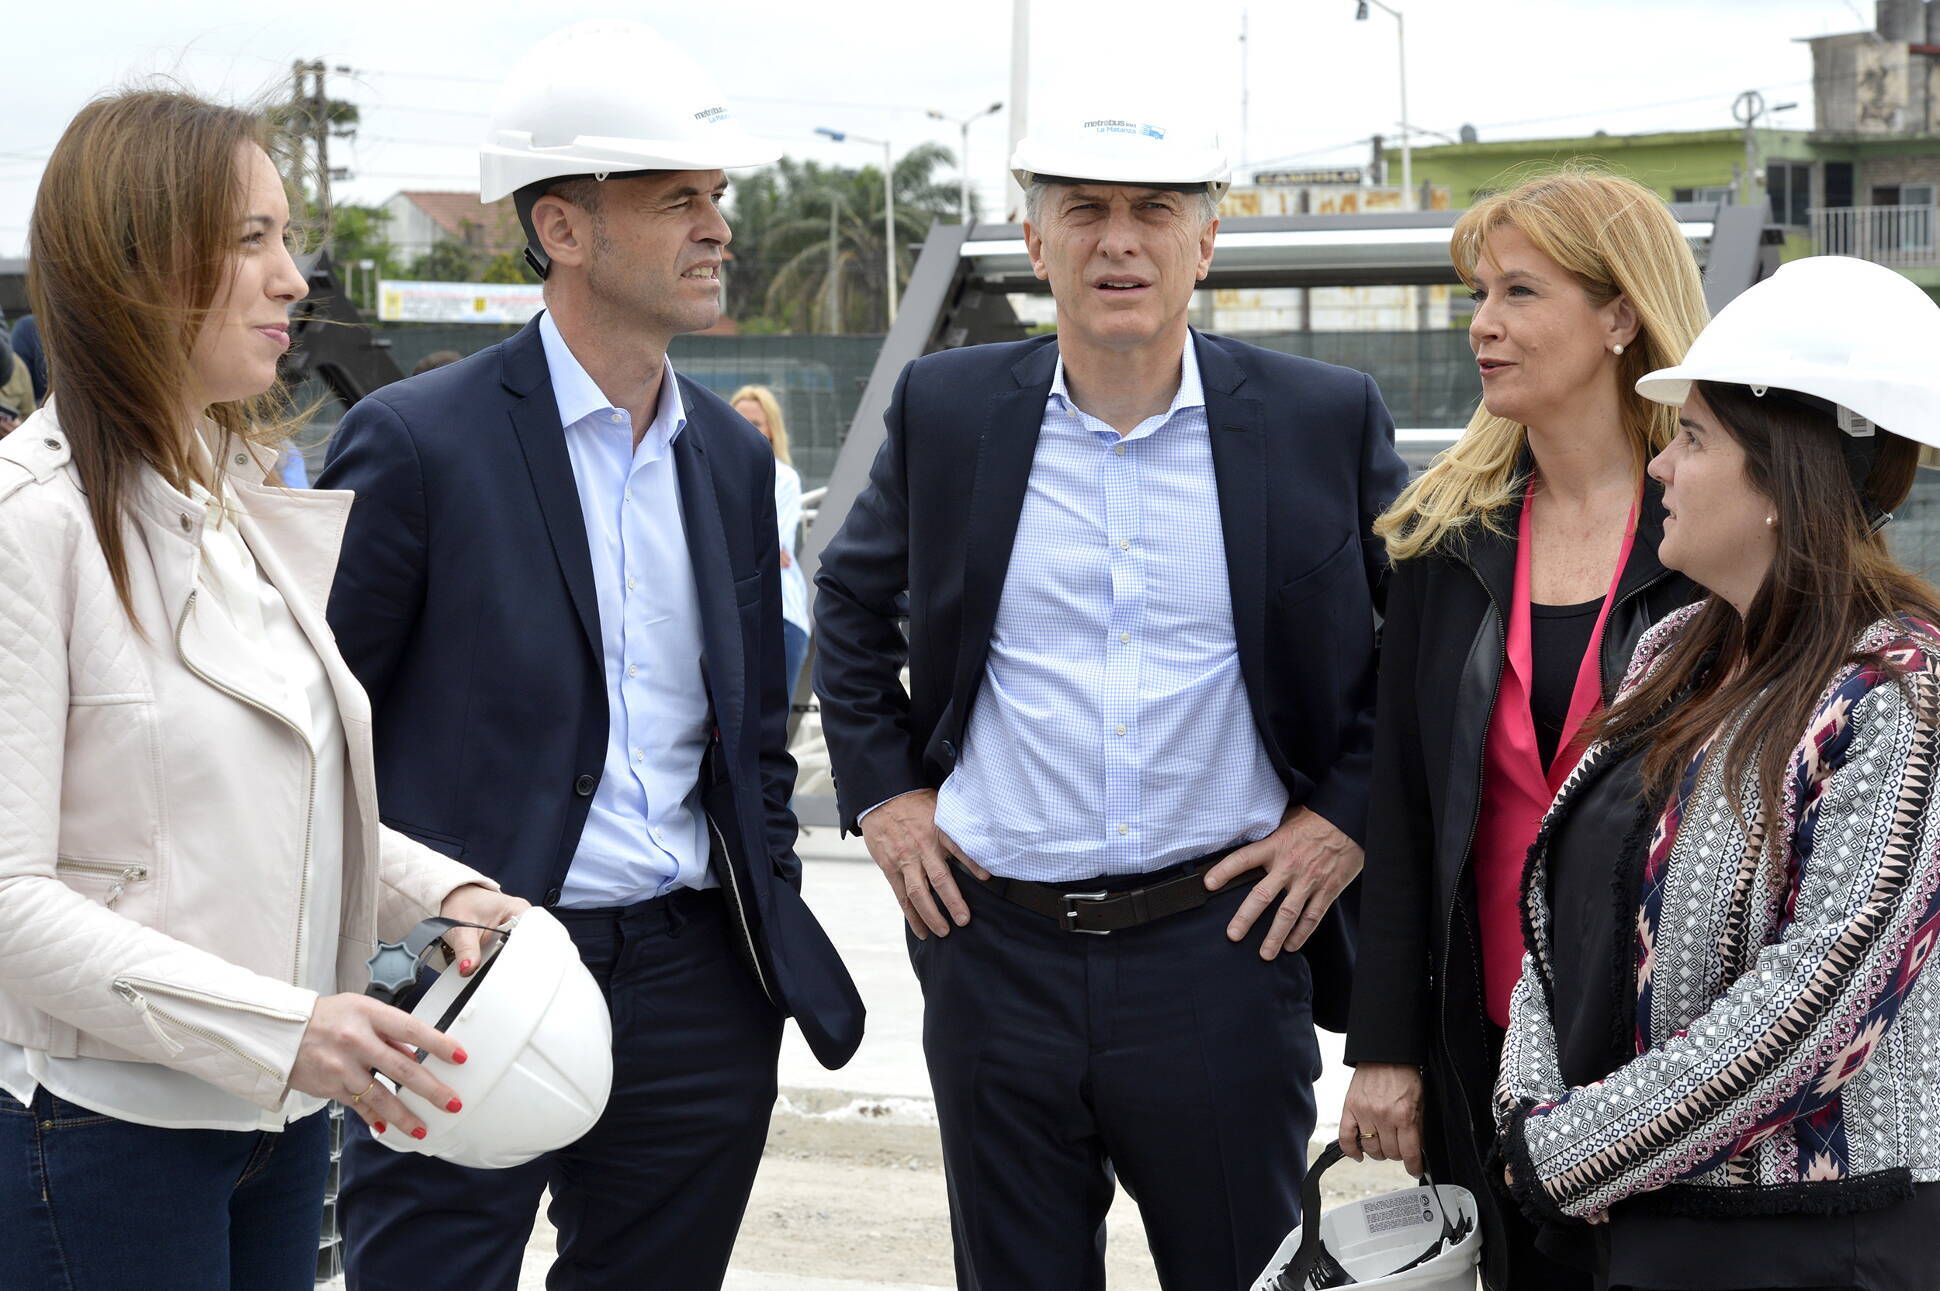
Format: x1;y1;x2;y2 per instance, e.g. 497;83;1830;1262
542;312;714;906
932;339;1288;883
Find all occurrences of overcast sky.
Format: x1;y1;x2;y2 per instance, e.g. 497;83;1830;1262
0;0;1880;259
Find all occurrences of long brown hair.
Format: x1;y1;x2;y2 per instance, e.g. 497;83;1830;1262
26;88;299;619
1375;167;1709;560
1600;381;1940;817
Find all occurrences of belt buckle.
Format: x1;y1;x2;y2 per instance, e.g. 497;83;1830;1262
1060;890;1112;935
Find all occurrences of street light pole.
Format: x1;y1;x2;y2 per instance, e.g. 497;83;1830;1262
816;126;898;324
1356;0;1411;208
927;101;1004;226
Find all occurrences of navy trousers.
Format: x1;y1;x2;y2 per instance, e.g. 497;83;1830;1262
340;889;783;1291
912;865;1323;1291
0;1091;328;1291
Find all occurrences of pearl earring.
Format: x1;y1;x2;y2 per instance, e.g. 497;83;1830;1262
1612;343;1625;356
1765;515;1775;528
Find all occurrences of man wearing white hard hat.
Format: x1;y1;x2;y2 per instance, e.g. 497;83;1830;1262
814;111;1408;1287
318;21;863;1289
1497;257;1940;1289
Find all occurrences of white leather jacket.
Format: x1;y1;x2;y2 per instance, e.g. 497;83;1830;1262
0;406;493;1111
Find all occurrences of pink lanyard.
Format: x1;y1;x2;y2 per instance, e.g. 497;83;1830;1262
1503;485;1639;790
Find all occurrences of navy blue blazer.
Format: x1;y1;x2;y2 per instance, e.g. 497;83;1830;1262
812;330;1408;1031
320;316;863;1069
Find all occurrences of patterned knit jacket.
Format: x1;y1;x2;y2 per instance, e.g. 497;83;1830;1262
1496;604;1940;1223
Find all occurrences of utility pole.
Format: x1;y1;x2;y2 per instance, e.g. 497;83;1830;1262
1239;9;1250;184
826;195;840;334
291;59;335;217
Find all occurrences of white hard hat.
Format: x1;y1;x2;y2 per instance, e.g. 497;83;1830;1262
479;20;777;203
1253;1144;1480;1291
1010;113;1231;202
367;908;613;1170
1636;256;1940;456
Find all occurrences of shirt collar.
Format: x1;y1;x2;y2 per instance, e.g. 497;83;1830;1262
1049;331;1205;421
538;309;688;445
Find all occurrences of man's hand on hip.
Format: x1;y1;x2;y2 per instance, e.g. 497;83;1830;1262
1204;806;1363;960
860;789;990;939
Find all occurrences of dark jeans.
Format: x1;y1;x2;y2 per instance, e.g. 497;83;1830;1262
0;1088;329;1291
340;887;783;1291
781;619;809;700
913;864;1323;1291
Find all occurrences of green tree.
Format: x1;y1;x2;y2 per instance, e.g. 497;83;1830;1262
408;241;485;283
325;204;404;312
727;143;968;333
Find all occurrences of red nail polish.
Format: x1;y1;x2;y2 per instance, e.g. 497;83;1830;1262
446;1098;463;1113
373;1122;386;1134
410;1126;427;1140
459;959;474;974
452;1047;468;1065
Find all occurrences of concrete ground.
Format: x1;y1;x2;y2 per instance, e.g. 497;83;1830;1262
327;829;1415;1290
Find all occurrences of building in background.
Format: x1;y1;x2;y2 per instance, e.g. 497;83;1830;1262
379;190;524;265
1388;0;1940;299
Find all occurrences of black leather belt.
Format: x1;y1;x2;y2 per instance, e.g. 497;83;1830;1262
955;851;1257;935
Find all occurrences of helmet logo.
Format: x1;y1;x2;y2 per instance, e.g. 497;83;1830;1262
1082;118;1166;141
694;106;729;124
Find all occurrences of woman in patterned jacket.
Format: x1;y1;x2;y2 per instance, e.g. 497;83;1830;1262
1497;255;1940;1291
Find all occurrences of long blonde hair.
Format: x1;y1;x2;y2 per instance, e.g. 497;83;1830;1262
1375;167;1709;561
729;383;791;466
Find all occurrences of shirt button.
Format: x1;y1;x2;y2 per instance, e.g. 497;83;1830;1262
1118;538;1131;551
1114;443;1126;456
1117;823;1130;836
178;513;193;532
626;576;637;590
1119;632;1131;644
626;665;638;678
633;749;644;762
1115;723;1127;736
609;412;623;423
624;489;632;502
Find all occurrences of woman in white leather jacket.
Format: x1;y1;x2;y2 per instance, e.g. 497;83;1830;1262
0;90;528;1290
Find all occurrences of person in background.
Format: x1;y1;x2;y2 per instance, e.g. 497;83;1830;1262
7;313;48;405
1339;171;1708;1290
1499;255;1940;1291
411;349;463;376
0;309;33;436
731;383;810;695
0;87;524;1291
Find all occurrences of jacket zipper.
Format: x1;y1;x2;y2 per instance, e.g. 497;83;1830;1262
175;589;319;988
111;977;309;1079
707;813;776;1006
55;858;149;907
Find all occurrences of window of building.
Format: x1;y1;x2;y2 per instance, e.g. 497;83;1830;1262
1766;162;1812;227
1672;186;1736;206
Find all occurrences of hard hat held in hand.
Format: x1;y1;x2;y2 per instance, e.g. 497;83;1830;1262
479;20;778;203
1010;112;1231;201
1636;256;1940;456
1253;1143;1480;1291
368;908;612;1170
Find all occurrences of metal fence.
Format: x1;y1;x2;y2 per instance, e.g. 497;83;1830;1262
1811;205;1940;269
295;324;1481;493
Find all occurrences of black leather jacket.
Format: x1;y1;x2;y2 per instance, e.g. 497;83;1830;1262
1343;477;1698;1290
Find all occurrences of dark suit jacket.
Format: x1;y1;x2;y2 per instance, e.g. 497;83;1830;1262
319;316;863;1068
812;329;1409;1031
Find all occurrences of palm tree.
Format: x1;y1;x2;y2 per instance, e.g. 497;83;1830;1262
727;143;968;333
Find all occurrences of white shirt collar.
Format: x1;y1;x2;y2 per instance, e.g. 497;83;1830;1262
1050;331;1205;419
538;310;688;445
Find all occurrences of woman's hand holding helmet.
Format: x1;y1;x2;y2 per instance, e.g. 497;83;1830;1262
436;883;533;978
289;994;470;1140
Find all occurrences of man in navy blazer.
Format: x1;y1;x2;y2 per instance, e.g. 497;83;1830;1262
813;116;1408;1288
319;24;861;1290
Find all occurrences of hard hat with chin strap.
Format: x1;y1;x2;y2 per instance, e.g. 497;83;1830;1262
1635;256;1940;460
1010;112;1231;202
480;20;778;278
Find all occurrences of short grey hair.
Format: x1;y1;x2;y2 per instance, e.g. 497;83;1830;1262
1024;179;1219;227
